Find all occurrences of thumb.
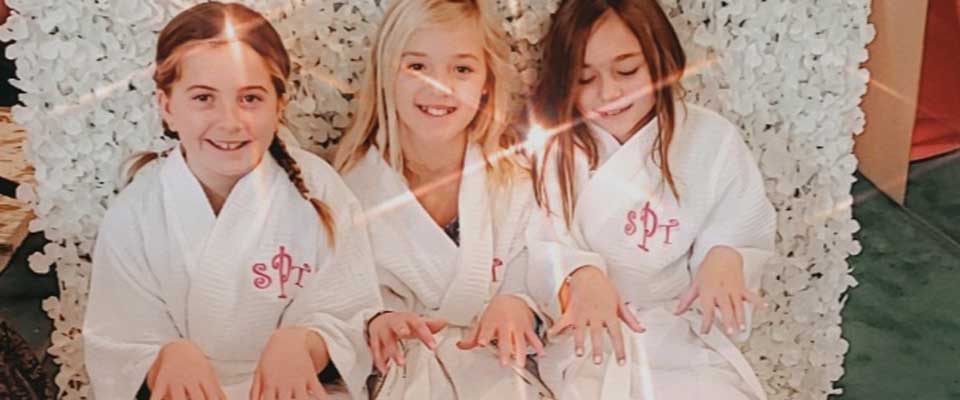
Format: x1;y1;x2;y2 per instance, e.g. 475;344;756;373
424;318;448;333
674;283;700;315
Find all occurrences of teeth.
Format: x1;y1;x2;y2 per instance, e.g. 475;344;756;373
209;140;246;150
418;105;455;117
598;104;631;117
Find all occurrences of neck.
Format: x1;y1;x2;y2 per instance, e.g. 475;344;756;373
182;147;242;215
400;125;468;187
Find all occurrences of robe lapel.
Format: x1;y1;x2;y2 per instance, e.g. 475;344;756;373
435;145;495;326
359;148;459;309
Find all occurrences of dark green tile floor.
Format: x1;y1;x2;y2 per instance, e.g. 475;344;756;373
837;150;960;399
0;151;958;399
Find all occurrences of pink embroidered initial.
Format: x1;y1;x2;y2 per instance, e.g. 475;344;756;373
624;202;680;252
491;258;504;282
251;246;313;299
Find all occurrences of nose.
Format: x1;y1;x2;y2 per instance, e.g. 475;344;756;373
218;101;244;132
599;76;623;103
421;70;454;97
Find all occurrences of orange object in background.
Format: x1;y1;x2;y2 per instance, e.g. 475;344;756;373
912;0;960;161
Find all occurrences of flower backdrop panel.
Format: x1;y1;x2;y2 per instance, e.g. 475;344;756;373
0;0;870;398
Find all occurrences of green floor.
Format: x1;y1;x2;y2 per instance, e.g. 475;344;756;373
837;151;960;399
0;152;958;398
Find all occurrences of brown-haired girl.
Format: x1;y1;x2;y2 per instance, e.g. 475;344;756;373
527;0;777;399
82;3;380;399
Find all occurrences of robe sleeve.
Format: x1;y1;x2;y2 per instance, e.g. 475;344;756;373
524;174;607;326
689;133;777;342
83;204;182;400
280;188;382;400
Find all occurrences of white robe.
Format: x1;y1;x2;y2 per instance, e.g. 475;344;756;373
341;144;551;400
528;104;777;400
83;146;381;400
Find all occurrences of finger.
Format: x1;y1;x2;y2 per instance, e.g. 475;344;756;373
617;302;645;333
744;290;768;311
411;318;438;349
524;330;545;357
262;385;279;400
512;327;526;368
170;385;188;400
186;383;205;400
424;317;448;334
456;322;481;350
382;332;404;367
606;319;627;365
370;336;386;375
149;379;167;400
590;324;604;365
390;321;411;339
476;323;495;348
249;371;261;400
547;312;574;337
278;385;294;400
674;284;700;314
308;379;329;400
716;294;737;335
732;293;746;332
199;380;220;400
700;295;716;334
497;327;513;367
573;319;586;357
294;383;310;400
308;379;328;400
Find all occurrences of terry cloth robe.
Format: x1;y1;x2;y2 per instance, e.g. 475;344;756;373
83;146;381;400
528;104;777;400
341;144;552;400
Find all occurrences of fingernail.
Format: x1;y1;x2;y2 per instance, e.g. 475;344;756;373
593;355;602;364
618;358;626;366
727;327;734;334
740;324;746;331
576;348;584;357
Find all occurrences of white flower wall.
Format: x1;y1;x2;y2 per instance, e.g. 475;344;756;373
0;0;870;398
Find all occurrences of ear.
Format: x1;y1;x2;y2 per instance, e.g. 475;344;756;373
156;90;176;132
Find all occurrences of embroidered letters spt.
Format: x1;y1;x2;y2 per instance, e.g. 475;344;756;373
252;246;312;299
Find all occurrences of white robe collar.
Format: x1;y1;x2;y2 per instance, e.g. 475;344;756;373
357;144;495;326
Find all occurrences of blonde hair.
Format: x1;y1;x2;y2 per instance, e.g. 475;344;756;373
334;0;521;185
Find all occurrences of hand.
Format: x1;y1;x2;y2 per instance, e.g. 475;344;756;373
367;312;447;374
147;339;226;400
548;266;644;366
249;327;329;400
674;246;767;335
457;295;545;368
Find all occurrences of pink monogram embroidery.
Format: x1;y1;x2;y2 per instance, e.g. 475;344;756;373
251;246;313;299
491;258;504;282
624;202;680;252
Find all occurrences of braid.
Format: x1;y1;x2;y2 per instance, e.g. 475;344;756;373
269;137;337;248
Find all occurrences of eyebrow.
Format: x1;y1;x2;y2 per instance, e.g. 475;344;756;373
185;85;269;92
401;51;482;62
583;52;644;67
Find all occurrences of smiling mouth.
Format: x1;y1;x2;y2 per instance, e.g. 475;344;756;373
596;103;633;118
417;104;457;117
206;139;251;151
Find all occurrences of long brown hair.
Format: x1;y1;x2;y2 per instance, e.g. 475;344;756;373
531;0;686;225
128;2;335;245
